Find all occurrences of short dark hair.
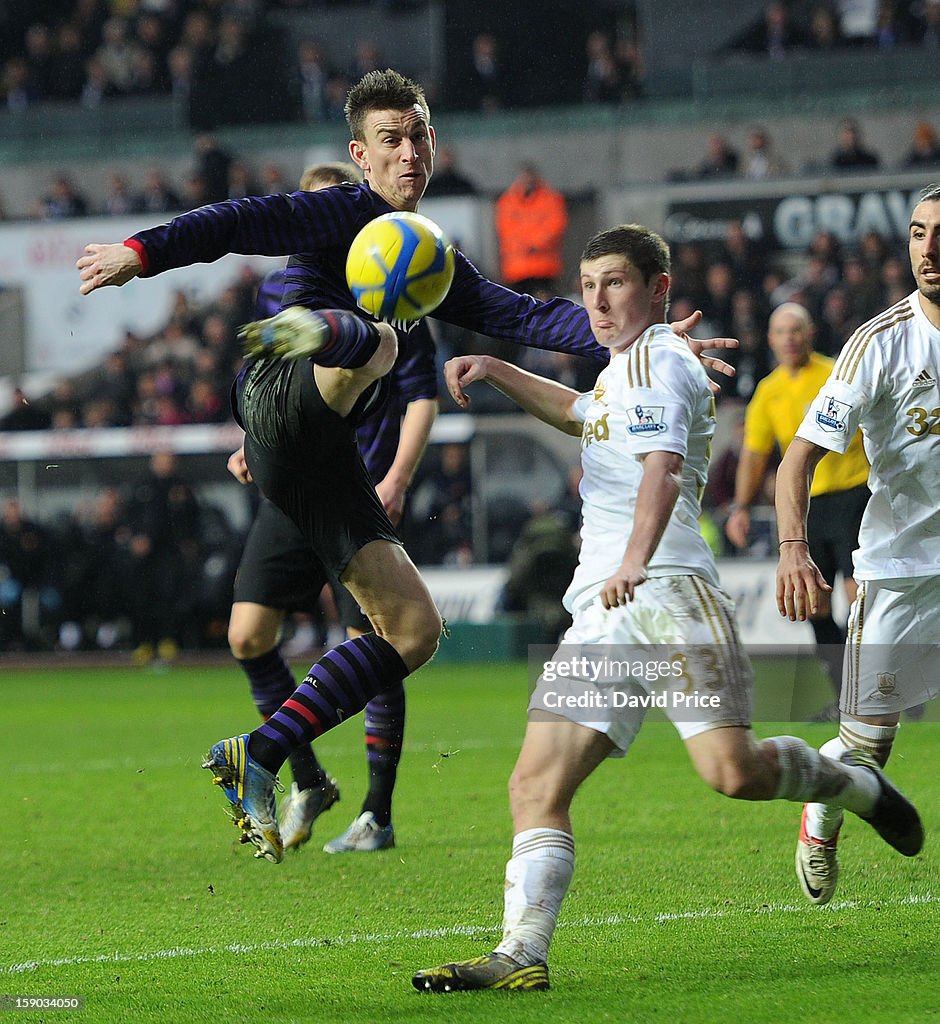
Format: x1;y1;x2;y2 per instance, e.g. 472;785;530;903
917;182;940;204
580;224;671;284
344;69;430;141
299;161;361;190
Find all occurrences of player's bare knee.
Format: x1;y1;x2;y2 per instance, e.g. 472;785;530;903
696;758;764;801
228;627;272;661
378;604;441;672
366;322;398;378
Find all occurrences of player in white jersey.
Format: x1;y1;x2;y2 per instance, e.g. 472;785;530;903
412;224;923;994
776;183;940;906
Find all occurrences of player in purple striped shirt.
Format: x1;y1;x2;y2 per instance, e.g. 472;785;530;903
77;69;735;863
226;161;437;856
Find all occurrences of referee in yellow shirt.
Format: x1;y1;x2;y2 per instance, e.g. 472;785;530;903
725;303;869;716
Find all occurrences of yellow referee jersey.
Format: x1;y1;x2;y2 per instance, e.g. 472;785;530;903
743;352;869;497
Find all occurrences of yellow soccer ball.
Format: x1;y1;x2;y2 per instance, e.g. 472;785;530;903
346;211;455;321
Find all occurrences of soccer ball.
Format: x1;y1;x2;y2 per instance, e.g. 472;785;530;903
346;211;455;322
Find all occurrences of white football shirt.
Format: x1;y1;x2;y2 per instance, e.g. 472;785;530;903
563;323;720;612
795;291;940;580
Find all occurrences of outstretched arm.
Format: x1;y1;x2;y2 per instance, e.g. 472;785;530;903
444;354;582;436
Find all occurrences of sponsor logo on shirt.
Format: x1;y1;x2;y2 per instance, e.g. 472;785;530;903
911;368;936;392
582;412;610;447
626;404;667;435
815;395;850;433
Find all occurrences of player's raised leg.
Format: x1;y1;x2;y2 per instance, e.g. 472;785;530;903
207;541;440;862
683;723;921;904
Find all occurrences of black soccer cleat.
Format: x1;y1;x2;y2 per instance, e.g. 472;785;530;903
841;748;924;857
412;952;549;993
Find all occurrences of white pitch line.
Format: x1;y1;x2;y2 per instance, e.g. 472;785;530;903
5;893;936;975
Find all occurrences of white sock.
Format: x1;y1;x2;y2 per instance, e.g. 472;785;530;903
768;734;881;813
803;720;899;841
493;828;575;967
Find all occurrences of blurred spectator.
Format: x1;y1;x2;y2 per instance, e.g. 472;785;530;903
495;162;568;293
193;133;233;203
816;286;860;354
260;162;290;195
0;498;58;650
95;16;138;94
465;32;506;112
124;450;203;663
346;38;383;83
670;243;709;307
323;73;350;122
226;159;261;199
834;0;880;43
697;133;739;178
901;120;940;167
743;126;788;180
58;487;129;650
807;4;846;48
3;57;38;112
874;0;918;46
80;55;118;108
423;145;479;197
295;38;332;122
127;47;163;96
721;218;768;289
23;23;55;101
408;442;474;564
919;0;940;46
167;44;193;111
33;174;89;219
52;24;89;101
615;37;644;99
732;0;809;57
0;388;51;431
582;30;624;104
135;168;183;214
841;253;884;320
829;117;881;170
701;262;736;336
102;172;136;217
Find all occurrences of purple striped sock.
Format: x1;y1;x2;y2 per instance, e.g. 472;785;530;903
362;684;406;826
312;310;381;368
247;634;408;773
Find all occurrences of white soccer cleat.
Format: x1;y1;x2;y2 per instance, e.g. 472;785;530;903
278;778;340;851
795;805;840;905
322;811;395;853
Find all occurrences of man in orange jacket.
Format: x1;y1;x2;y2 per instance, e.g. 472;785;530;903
495;162;568;293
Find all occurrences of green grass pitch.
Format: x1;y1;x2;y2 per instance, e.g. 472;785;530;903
3;660;937;1024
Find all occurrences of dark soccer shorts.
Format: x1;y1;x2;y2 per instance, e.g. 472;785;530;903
806;483;870;585
234;357;401;589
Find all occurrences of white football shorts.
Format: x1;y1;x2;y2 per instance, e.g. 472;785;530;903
841;575;940;717
528;575;753;755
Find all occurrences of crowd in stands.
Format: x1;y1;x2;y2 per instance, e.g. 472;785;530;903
726;0;940;56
